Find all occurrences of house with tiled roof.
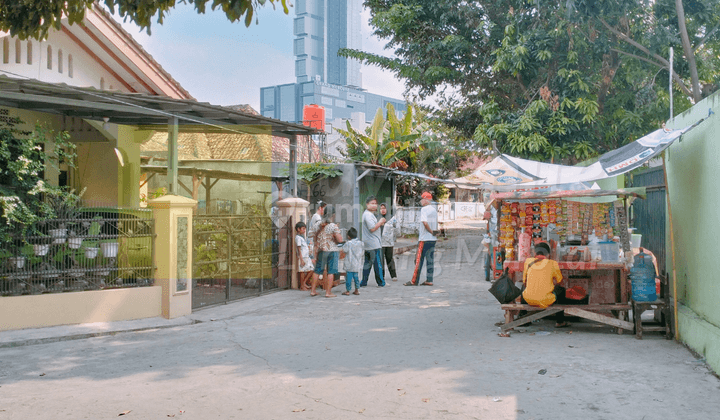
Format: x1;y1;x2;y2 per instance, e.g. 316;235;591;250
0;4;194;207
140;108;322;212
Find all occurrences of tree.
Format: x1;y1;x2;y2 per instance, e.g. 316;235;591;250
342;0;720;162
0;0;289;40
339;102;472;204
0;119;80;244
338;103;428;170
578;0;720;104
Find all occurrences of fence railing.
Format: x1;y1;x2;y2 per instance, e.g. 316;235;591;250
0;208;155;296
192;214;291;309
396;202;485;235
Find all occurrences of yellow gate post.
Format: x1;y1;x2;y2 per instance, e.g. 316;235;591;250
148;195;197;318
277;197;310;289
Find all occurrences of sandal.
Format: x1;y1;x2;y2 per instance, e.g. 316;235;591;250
420;282;434;286
555;322;571;328
310;293;318;297
342;291;350;296
404;281;416;286
325;294;337;298
353;289;360;295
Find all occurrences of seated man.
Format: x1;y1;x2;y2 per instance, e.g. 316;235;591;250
521;242;570;328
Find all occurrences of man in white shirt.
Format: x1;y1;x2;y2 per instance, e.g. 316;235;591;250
307;200;326;254
405;191;438;286
360;196;386;287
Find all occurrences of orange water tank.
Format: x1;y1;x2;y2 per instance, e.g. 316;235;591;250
303;104;325;131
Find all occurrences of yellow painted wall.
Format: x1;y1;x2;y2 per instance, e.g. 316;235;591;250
75;141;120;206
0;107;144;207
0;286;162;331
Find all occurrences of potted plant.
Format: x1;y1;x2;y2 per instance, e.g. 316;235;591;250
100;240;119;258
47;193;83;244
67;231;83;249
82;217;102;259
5;238;29;269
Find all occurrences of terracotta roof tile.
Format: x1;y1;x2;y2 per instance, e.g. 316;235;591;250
142;131;321;162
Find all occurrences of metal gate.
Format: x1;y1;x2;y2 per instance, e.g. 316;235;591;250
628;166;666;271
192;214;292;309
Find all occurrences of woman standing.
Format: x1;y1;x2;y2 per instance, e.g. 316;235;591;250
379;203;399;282
311;205;343;298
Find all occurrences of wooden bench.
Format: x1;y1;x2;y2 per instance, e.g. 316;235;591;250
632;273;672;339
500;303;633;332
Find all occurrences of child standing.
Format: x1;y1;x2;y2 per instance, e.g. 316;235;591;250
295;222;314;290
341;227;363;295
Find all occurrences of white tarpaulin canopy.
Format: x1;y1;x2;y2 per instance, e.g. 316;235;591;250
443;117;708;190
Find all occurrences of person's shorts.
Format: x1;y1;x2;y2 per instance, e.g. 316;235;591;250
314;251;339;275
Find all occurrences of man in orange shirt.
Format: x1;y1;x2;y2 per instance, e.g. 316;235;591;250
521;242;570;328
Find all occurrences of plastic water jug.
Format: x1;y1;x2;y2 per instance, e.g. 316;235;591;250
631;251;656;301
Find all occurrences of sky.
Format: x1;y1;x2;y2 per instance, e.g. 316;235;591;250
114;3;407;111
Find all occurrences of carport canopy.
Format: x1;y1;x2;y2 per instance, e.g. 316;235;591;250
0;75;319;195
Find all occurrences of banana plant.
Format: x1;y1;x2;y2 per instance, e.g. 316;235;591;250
338;103;429;170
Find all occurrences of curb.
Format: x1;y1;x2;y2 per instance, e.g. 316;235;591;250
0;320;198;349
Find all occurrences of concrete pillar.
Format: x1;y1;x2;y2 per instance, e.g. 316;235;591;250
276;197;310;289
148;194;197;318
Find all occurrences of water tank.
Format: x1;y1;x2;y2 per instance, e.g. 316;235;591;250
303;104;325;131
630;251;656;301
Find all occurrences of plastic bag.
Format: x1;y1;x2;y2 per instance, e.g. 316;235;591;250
489;269;523;304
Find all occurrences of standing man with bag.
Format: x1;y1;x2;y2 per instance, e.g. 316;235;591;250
405;191;438;286
307;200;326;255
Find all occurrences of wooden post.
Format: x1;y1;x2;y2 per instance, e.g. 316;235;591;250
192;172;201;214
167;117;179;194
662;155;680;340
205;176;212;214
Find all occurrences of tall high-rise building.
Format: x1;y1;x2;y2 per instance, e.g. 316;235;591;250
293;0;362;87
261;0;405;157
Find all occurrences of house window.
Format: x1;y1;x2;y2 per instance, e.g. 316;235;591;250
15;39;21;63
47;45;52;70
3;38;8;64
100;77;105;90
57;49;63;73
68;54;73;78
26;40;32;64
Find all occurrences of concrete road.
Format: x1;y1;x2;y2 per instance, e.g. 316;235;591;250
1;230;719;419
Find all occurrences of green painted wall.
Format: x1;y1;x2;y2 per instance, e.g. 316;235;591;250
665;90;720;373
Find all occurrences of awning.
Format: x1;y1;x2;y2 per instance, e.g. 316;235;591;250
490;188;646;201
0;75;320;138
448;114;710;189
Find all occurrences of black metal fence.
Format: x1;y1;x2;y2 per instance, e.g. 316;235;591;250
0;208;155;296
192;214;292;309
629;166;667;271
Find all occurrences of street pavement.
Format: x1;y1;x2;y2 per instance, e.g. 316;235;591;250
1;220;719;419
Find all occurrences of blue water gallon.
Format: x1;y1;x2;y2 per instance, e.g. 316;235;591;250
631;252;656;301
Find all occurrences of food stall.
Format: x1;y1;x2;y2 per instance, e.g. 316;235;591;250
489;188;646;333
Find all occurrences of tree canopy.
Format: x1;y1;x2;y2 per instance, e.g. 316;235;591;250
0;0;289;40
342;0;720;163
